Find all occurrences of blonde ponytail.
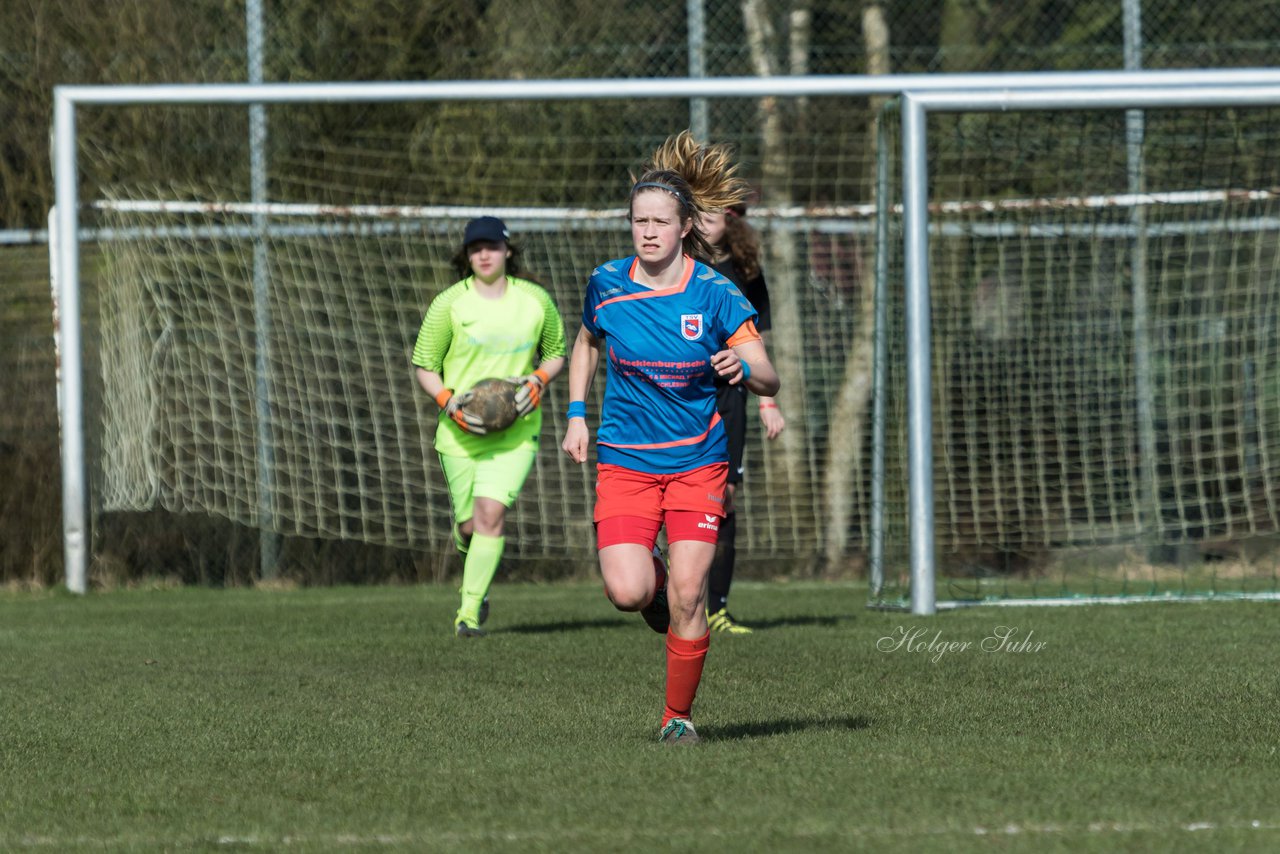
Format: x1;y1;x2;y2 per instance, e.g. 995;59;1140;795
630;130;751;260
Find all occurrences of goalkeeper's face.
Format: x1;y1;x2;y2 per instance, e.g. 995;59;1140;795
467;240;510;284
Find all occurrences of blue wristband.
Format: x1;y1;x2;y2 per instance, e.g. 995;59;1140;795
567;400;587;419
739;360;752;382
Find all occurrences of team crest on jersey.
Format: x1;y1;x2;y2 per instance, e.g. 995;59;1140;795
681;314;704;341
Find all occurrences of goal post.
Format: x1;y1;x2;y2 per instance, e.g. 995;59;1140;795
50;70;1280;595
891;83;1280;614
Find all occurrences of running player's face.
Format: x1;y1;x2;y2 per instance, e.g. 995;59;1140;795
467;240;509;284
631;191;691;264
698;210;727;248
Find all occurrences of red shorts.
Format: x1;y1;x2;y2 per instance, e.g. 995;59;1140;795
594;463;727;548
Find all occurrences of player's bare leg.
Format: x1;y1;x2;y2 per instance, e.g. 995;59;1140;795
666;540;713;639
598;543;661;611
598;542;669;633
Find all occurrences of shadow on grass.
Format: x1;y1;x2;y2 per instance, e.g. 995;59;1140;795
706;714;871;741
498;613;858;634
738;614;858;629
498;617;633;634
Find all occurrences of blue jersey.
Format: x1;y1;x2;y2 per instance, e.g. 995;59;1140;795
583;255;758;473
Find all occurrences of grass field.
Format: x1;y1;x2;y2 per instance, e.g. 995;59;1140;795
2;580;1279;852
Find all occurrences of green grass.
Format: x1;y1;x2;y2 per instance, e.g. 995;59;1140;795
2;581;1279;852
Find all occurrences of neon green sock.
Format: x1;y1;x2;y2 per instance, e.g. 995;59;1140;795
457;533;504;623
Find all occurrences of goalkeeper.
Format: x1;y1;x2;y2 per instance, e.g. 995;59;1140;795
413;216;566;637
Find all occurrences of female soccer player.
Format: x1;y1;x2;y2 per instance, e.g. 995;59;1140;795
413;216;566;637
698;203;786;634
560;133;780;743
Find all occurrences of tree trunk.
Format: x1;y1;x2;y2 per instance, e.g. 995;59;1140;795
742;0;815;568
940;0;983;71
821;2;891;573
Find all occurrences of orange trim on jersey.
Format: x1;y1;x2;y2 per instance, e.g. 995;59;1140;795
593;256;696;313
726;318;762;347
599;411;723;451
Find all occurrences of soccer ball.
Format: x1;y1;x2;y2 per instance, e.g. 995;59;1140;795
462;378;521;433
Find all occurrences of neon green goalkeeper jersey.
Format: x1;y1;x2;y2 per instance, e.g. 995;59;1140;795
412;275;566;457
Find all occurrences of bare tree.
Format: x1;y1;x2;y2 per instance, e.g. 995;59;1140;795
741;0;815;567
820;2;890;572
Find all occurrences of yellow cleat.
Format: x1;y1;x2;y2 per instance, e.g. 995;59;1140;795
454;615;486;638
707;608;753;634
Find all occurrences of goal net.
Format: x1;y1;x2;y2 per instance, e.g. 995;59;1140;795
69;85;1280;597
71;94;873;576
873;102;1280;606
91;204;629;559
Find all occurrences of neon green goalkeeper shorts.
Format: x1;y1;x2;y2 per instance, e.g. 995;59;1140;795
438;445;538;522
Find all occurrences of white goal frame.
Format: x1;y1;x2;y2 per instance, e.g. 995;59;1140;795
899;81;1280;614
52;69;1280;595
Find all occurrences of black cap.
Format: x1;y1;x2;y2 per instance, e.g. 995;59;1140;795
463;216;509;246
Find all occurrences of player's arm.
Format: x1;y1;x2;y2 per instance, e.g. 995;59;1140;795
410;304;461;420
411;291;454;396
415;367;486;434
510;286;571;415
712;319;780;397
757;393;785;439
753;331;785;440
411;297;486;433
517;297;568;407
510;356;566;416
729;338;779;397
561;324;601;464
566;325;601;403
535;287;569;372
536;356;566;383
415;367;447;400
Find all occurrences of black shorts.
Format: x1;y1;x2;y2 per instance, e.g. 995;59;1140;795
716;382;748;485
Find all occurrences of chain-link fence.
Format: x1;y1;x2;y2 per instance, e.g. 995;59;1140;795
5;1;1280;229
6;0;1280;584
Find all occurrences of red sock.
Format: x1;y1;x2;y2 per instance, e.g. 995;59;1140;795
662;630;710;727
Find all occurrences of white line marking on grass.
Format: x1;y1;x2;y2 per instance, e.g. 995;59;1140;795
9;821;1280;847
971;821;1280;837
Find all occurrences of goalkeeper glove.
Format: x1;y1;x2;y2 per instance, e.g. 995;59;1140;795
434;389;487;435
509;368;551;417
